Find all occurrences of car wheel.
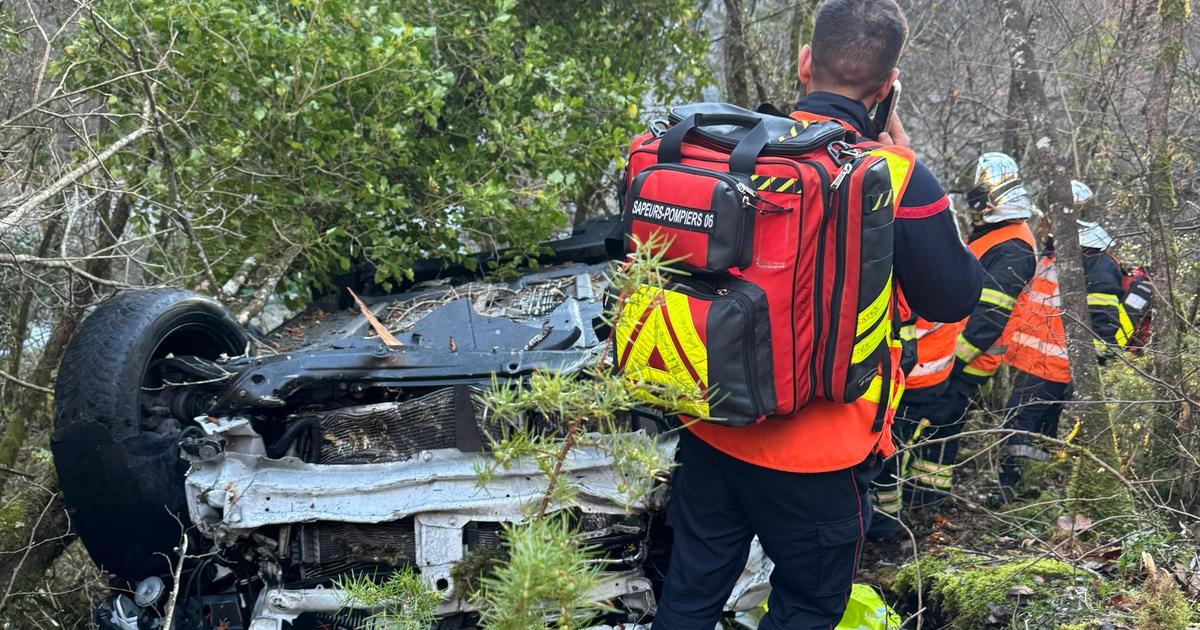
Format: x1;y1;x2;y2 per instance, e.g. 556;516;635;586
52;289;248;579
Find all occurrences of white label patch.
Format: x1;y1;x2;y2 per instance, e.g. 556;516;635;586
1125;293;1148;310
630;198;716;233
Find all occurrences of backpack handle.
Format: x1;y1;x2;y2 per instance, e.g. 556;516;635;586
658;113;770;175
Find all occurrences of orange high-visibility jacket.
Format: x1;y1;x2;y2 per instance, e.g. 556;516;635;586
1003;253;1134;383
956;222;1037;379
905;222;1035;390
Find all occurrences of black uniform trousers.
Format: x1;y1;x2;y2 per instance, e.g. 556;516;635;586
999;369;1071;485
872;397;933;515
918;373;987;467
653;430;881;630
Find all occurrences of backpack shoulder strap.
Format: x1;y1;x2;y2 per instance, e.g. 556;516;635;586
863;144;918;212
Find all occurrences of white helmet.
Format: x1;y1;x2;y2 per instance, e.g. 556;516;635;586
968;152;1034;223
1077;220;1114;251
1071;180;1095;206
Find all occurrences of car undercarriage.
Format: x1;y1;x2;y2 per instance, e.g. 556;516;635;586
50;221;772;630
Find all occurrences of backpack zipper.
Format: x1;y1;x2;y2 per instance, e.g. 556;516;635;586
822;159;857;400
639;163;758;208
803;160;830;408
672;277;768;417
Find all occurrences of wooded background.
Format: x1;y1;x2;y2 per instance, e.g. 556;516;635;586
1;0;1199;627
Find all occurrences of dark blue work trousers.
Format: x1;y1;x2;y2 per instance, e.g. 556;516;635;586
1002;369;1070;442
653;430;880;630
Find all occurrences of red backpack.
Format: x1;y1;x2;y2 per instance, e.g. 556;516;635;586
1120;264;1154;351
612;103;916;426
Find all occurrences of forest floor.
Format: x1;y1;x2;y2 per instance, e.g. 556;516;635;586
858;418;1200;630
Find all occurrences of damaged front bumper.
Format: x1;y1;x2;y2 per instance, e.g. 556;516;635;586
185;430;676;620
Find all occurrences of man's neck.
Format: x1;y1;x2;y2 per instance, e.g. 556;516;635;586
806;85;872;109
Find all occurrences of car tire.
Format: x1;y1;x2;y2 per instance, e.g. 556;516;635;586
52;289;248;579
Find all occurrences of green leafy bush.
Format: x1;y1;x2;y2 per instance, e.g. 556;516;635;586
65;0;706;289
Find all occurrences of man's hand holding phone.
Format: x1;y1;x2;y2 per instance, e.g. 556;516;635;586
877;112;910;147
871;78;907;147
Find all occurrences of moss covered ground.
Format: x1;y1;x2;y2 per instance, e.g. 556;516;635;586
858;400;1200;629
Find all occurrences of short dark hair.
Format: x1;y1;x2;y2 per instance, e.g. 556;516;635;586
810;0;908;97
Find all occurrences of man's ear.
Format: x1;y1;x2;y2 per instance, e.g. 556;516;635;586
797;44;814;89
869;68;901;106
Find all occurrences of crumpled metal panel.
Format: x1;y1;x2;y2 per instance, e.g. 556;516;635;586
187;438;674;531
246;571;654;629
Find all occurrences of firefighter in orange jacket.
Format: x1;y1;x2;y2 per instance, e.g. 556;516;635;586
998;184;1135;488
875;153;1037;519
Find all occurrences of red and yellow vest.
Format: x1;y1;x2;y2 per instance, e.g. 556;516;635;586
687;111;912;474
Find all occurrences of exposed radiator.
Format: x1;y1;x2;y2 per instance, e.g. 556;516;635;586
291;520;417;581
315;386;492;464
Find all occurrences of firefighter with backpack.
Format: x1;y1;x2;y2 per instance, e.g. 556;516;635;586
997;183;1136;489
869;152;1037;536
608;1;983;627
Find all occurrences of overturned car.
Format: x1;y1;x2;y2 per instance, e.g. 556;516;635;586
51;219;771;630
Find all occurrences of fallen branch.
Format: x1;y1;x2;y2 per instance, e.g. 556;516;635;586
0;464;35;479
162;528;188;630
347;287;401;347
0;253;135;288
236;245;302;325
0;367;53;394
221;255;260;297
0;123;152;240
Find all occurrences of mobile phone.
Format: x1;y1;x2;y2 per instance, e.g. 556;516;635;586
870;79;902;138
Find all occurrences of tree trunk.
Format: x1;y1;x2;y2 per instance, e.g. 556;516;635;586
1143;2;1187;341
722;0;751;108
997;0;1128;519
0;479;74;614
788;0;819;106
0;196;132;477
1001;68;1023;160
1142;0;1193;502
4;218;60;386
0;197;133;606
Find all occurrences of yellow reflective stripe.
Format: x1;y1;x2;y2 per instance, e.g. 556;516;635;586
861;373;903;409
1086;292;1120;308
980;288;1016;310
663;290;709;383
875;492;902;514
955;336;982;362
899;324;918;341
963;363;997;377
909;457;945;474
909;457;953;489
1115;303;1134;347
853;317;889;364
857;277;892;336
870;189;895;213
615;286;711;417
866;147;915;213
